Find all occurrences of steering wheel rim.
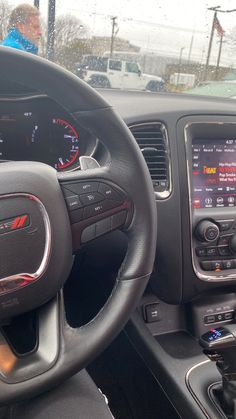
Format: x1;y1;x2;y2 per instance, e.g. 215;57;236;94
0;47;157;404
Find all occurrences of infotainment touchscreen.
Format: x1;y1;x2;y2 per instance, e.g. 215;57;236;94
192;139;236;209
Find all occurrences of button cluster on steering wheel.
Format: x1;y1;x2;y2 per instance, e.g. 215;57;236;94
62;181;126;225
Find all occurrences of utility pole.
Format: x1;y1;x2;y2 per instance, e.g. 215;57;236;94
204;6;219;80
110;16;118;58
34;0;40;8
47;0;56;61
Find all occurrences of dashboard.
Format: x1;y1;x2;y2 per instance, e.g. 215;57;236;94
2;87;236;306
0;96;97;172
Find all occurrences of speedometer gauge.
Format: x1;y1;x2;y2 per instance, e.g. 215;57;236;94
52;118;79;170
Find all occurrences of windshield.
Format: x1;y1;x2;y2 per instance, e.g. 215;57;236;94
1;0;236;98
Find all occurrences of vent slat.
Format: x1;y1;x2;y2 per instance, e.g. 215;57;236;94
130;123;169;189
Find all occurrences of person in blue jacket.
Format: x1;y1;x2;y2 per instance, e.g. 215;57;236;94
1;4;42;55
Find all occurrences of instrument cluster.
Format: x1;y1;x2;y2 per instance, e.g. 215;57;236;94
0;96;96;172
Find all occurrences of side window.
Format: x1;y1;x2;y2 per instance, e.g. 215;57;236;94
109;60;122;71
125;62;139;74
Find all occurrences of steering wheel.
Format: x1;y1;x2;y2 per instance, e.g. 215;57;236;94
0;47;157;404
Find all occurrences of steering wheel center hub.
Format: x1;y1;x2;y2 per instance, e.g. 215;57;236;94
0;161;73;320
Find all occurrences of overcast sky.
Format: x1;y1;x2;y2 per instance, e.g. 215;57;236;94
9;0;236;66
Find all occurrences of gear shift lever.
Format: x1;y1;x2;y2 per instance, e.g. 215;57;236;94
200;325;236;417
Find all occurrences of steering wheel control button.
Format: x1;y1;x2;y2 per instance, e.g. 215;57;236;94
69;208;84;224
98;183;123;201
81;224;96;243
65;195;81;211
80;192;104;206
218;220;234;232
144;303;160;323
196;247;207;257
96;218;112;237
64;182;99;195
84;200;122;219
111;211;127;230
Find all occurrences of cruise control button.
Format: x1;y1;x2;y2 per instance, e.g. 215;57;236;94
218;220;234;232
65;195;81;211
111;211;127;230
64;182;99;195
196;247;207;257
96;218;112;237
80;192;104;206
69;208;84;224
84;200;122;219
206;247;218;257
81;224;96;243
98;183;122;201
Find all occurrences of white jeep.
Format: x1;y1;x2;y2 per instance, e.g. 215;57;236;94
75;55;165;92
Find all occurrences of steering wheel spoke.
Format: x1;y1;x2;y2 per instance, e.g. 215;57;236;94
59;170;133;250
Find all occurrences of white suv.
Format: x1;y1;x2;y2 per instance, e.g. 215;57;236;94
75;55;165;92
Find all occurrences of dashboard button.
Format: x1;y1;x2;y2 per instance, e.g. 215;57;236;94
218;246;231;256
218;235;232;246
98;183;123;201
64;182;99;195
196;247;207;257
225;312;234;320
223;260;234;270
218;220;234;232
212;261;223;271
200;261;212;271
206;247;218;257
204;315;216;324
65;195;81;211
80;192;104;206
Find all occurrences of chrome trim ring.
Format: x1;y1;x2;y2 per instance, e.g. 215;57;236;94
0;193;51;294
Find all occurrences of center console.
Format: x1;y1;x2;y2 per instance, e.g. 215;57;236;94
186;121;236;282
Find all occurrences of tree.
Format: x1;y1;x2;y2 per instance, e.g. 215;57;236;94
0;0;12;41
54;14;89;71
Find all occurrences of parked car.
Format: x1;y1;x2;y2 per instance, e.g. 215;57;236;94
75;55;165;91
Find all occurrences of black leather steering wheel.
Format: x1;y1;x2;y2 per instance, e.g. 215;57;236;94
0;47;157;404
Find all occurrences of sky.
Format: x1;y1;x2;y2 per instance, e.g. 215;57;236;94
8;0;236;66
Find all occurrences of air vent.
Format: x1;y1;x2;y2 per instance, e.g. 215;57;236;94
130;122;171;198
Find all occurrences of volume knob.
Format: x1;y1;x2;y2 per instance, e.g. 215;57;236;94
195;220;219;242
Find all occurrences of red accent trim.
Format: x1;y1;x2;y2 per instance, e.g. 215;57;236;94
17;215;28;228
11;217;21;230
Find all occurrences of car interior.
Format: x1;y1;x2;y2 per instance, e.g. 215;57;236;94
2;34;236;419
